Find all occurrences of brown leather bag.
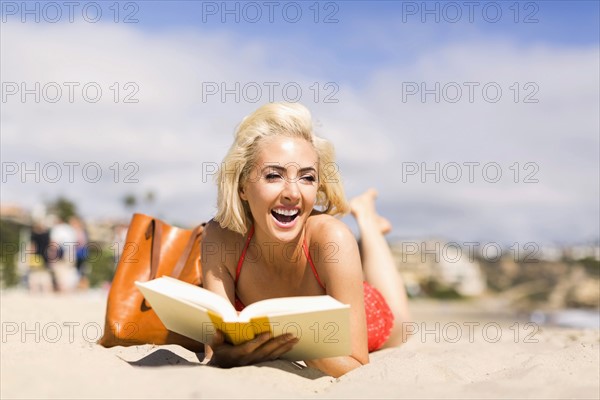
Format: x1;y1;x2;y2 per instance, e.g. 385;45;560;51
98;213;205;352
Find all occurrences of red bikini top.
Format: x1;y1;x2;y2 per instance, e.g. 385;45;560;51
234;225;325;311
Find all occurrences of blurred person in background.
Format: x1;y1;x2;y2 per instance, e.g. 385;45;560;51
27;220;53;293
69;216;90;289
49;215;79;292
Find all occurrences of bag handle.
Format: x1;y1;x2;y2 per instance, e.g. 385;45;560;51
145;219;204;280
145;219;163;280
170;223;205;279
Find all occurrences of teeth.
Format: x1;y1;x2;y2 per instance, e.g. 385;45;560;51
273;208;299;216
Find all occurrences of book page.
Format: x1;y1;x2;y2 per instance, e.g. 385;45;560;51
239;295;348;320
139;276;238;321
266;308;352;360
135;282;221;344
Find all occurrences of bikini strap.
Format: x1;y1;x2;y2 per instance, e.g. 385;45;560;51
235;225;254;285
302;240;325;290
235;225;325;290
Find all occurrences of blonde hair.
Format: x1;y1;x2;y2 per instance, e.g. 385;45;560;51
214;102;349;235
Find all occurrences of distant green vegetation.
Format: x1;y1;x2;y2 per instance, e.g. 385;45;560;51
422;280;464;300
0;219;21;287
87;243;117;287
578;257;600;277
48;197;77;222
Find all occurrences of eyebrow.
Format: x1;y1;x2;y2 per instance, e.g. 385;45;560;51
261;164;317;174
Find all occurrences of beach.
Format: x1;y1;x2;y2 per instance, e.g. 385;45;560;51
1;289;598;399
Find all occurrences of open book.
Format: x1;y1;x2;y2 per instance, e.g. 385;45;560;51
135;276;351;360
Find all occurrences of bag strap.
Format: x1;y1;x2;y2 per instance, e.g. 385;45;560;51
140;219;203;310
145;219;163;280
145;219;204;280
170;223;205;279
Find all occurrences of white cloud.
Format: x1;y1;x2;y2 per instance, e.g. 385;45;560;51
1;21;598;244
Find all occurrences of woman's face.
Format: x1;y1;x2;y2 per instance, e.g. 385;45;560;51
240;136;319;243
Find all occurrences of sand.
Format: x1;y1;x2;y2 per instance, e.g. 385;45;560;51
1;289;598;399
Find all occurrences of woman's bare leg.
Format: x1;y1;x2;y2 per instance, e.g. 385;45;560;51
350;189;412;346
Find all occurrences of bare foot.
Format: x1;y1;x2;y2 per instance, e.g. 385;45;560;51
350;189;392;235
376;216;392;235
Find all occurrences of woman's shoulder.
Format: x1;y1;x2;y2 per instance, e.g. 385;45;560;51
201;219;245;268
203;219;244;241
306;213;356;246
305;213;361;281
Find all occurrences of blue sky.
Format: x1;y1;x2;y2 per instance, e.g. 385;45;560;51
53;1;600;47
133;1;599;39
1;1;599;246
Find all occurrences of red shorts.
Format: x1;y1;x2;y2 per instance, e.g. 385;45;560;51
363;282;394;352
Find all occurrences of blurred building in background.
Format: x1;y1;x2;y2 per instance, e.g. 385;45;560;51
389;238;599;310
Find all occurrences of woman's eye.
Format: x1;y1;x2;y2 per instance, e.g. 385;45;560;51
302;175;316;183
265;173;281;180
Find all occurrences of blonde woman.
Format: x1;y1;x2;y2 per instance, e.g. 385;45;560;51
202;102;411;377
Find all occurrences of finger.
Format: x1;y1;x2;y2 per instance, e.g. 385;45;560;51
210;330;225;347
239;332;272;354
251;334;297;360
264;337;299;361
228;332;267;366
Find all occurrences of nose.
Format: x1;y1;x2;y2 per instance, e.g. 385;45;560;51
282;178;300;202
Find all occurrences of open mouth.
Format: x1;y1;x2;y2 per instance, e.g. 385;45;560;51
271;208;300;225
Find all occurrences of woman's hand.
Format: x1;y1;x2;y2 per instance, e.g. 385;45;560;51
207;330;299;368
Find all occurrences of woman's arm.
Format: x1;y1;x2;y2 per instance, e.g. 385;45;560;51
304;217;370;377
201;220;237;304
